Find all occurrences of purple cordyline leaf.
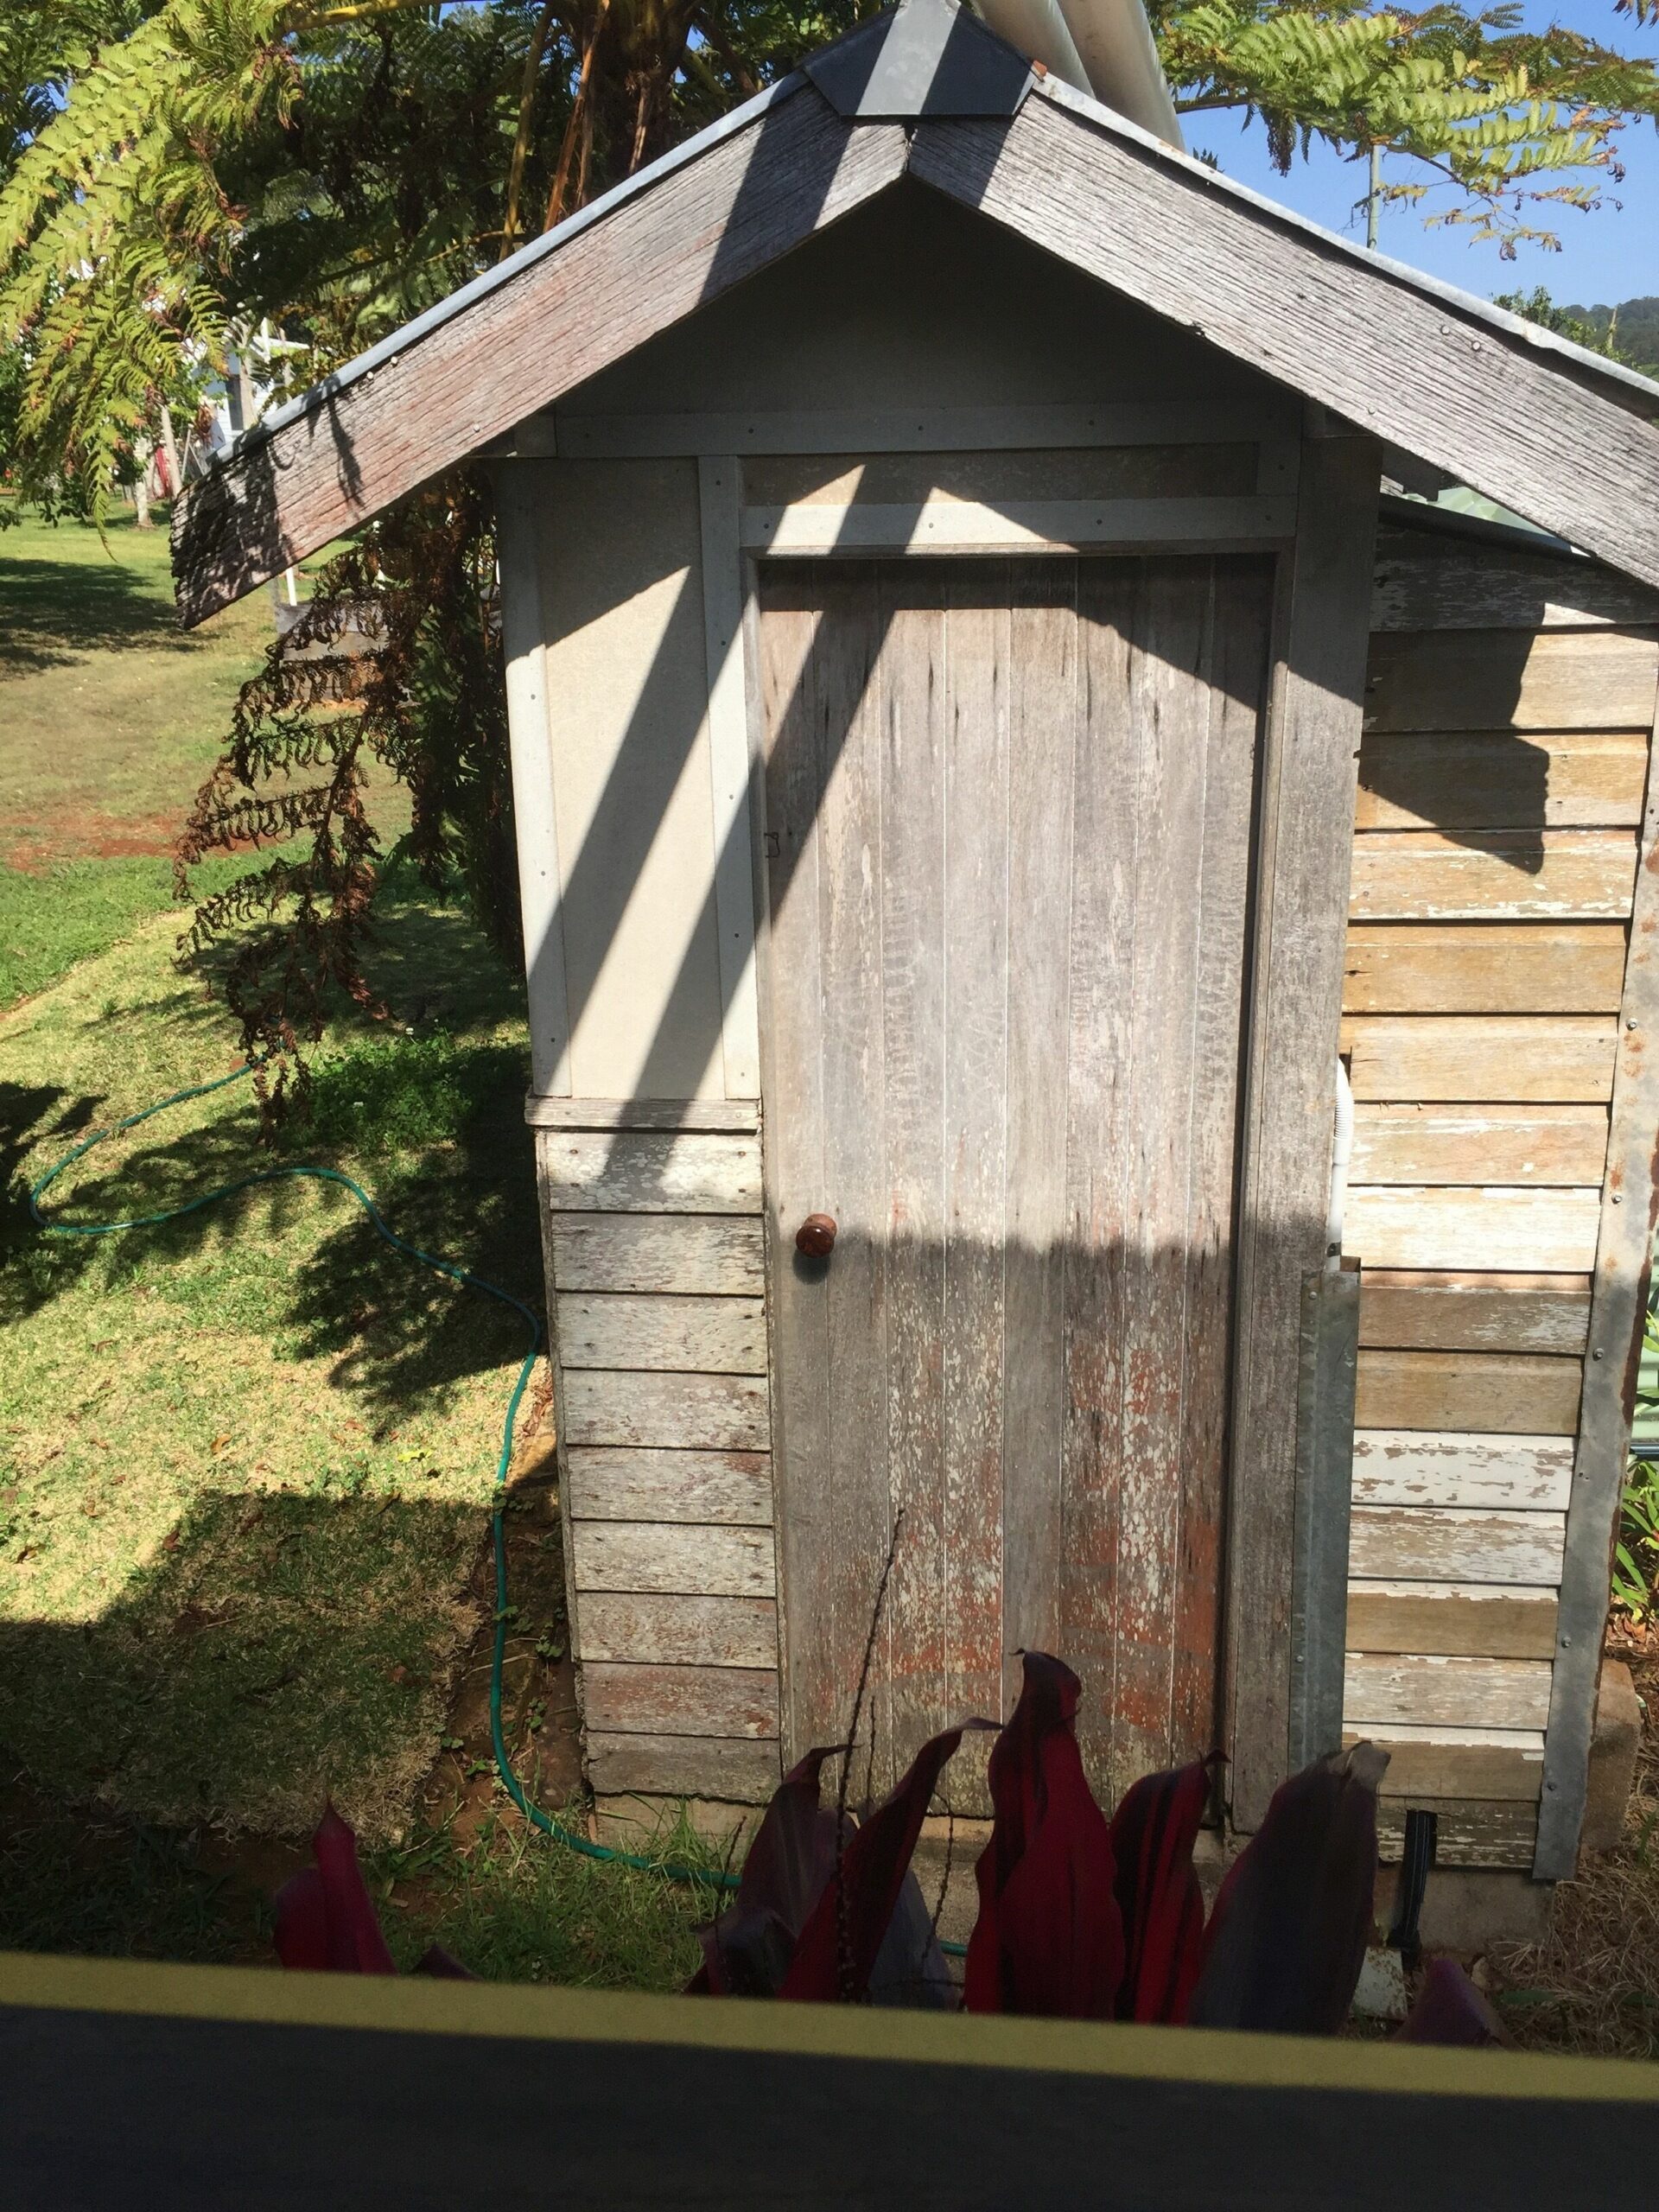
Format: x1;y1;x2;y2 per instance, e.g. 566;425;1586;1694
781;1726;969;2004
274;1805;397;1974
692;1745;842;1997
1109;1757;1217;2023
1397;1956;1507;2046
1187;1743;1388;2036
963;1652;1124;2018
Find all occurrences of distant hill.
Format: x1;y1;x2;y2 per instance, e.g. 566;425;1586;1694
1557;296;1659;374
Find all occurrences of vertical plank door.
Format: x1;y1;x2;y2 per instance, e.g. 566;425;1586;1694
759;556;1272;1810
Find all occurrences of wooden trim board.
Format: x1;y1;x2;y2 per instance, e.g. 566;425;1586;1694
525;1096;760;1132
1346;1580;1560;1659
740;495;1297;553
1535;677;1659;1877
1357;1274;1592;1354
907;94;1659;588
698;456;763;1099
173;93;910;621
1226;434;1379;1828
1343;925;1628;1016
550;399;1302;456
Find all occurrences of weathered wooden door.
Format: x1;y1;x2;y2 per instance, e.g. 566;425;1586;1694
758;555;1274;1807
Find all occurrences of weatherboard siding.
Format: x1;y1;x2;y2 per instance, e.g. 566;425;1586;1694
1340;519;1659;1864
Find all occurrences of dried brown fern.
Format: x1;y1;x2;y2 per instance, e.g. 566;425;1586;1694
174;467;517;1123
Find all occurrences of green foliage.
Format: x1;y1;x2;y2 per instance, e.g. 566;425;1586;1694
289;1030;527;1154
1159;0;1659;252
1492;283;1645;365
1557;295;1659;375
1620;1311;1659;1622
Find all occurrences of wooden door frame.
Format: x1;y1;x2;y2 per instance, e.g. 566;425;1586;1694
720;429;1382;1830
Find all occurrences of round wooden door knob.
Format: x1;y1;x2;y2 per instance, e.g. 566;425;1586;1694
796;1212;838;1257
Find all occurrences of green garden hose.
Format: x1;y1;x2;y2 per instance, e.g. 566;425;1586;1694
28;1060;737;1897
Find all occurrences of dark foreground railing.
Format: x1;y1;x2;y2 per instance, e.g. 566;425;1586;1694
3;1951;1655;2209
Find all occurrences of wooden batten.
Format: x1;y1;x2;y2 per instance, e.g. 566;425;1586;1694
1353;1350;1582;1436
1373;1797;1540;1867
1344;925;1628;1015
1351;1432;1573;1510
1346;1580;1560;1661
1348;1505;1566;1586
1357;1274;1592;1355
1344;1726;1545;1802
1355;731;1647;834
1363;629;1659;734
577;1592;779;1668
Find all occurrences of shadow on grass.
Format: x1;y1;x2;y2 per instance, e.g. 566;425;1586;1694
0;553;207;675
0;1488;486;1843
3;1053;542;1424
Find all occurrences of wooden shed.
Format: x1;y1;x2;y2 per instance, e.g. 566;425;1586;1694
174;0;1659;1913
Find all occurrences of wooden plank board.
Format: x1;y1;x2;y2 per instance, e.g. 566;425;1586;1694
1354;1349;1581;1434
581;1662;779;1738
540;1132;762;1214
1350;1104;1608;1185
526;1096;760;1131
1344;1725;1544;1801
1348;1505;1566;1585
1371;539;1659;632
563;1371;771;1452
550;1214;764;1294
1226;437;1377;1831
1373;1797;1539;1867
175;94;910;621
1351;1430;1573;1509
1355;731;1646;832
1343;924;1628;1015
907;96;1659;591
741;495;1296;552
1344;1015;1618;1102
576;1592;778;1668
1358;1273;1592;1353
585;1731;779;1802
1344;1651;1553;1729
570;1521;776;1598
1345;1580;1560;1659
555;1294;768;1374
1363;629;1659;734
1348;830;1637;921
1342;1186;1604;1273
564;1447;773;1526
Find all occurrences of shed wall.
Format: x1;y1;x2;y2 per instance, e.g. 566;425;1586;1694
1340;516;1659;1866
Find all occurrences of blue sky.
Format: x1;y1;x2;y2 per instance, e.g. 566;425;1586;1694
1195;0;1659;309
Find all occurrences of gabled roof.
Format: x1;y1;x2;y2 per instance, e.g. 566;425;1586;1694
172;0;1659;625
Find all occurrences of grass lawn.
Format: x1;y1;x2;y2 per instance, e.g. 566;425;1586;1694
0;509;724;1987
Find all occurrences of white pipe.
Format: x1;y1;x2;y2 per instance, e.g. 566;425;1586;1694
1052;0;1183;145
1326;1057;1354;1261
973;0;1091;96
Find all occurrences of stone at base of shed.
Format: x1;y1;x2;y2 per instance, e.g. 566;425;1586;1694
1374;1864;1554;1949
1582;1658;1643;1854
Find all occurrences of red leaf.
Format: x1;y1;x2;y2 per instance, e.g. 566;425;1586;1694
1397;1956;1507;2047
695;1745;842;1997
1187;1744;1385;2036
963;1651;1124;2018
780;1727;967;2004
413;1943;477;1980
274;1805;397;1974
1109;1757;1215;2023
271;1866;331;1972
